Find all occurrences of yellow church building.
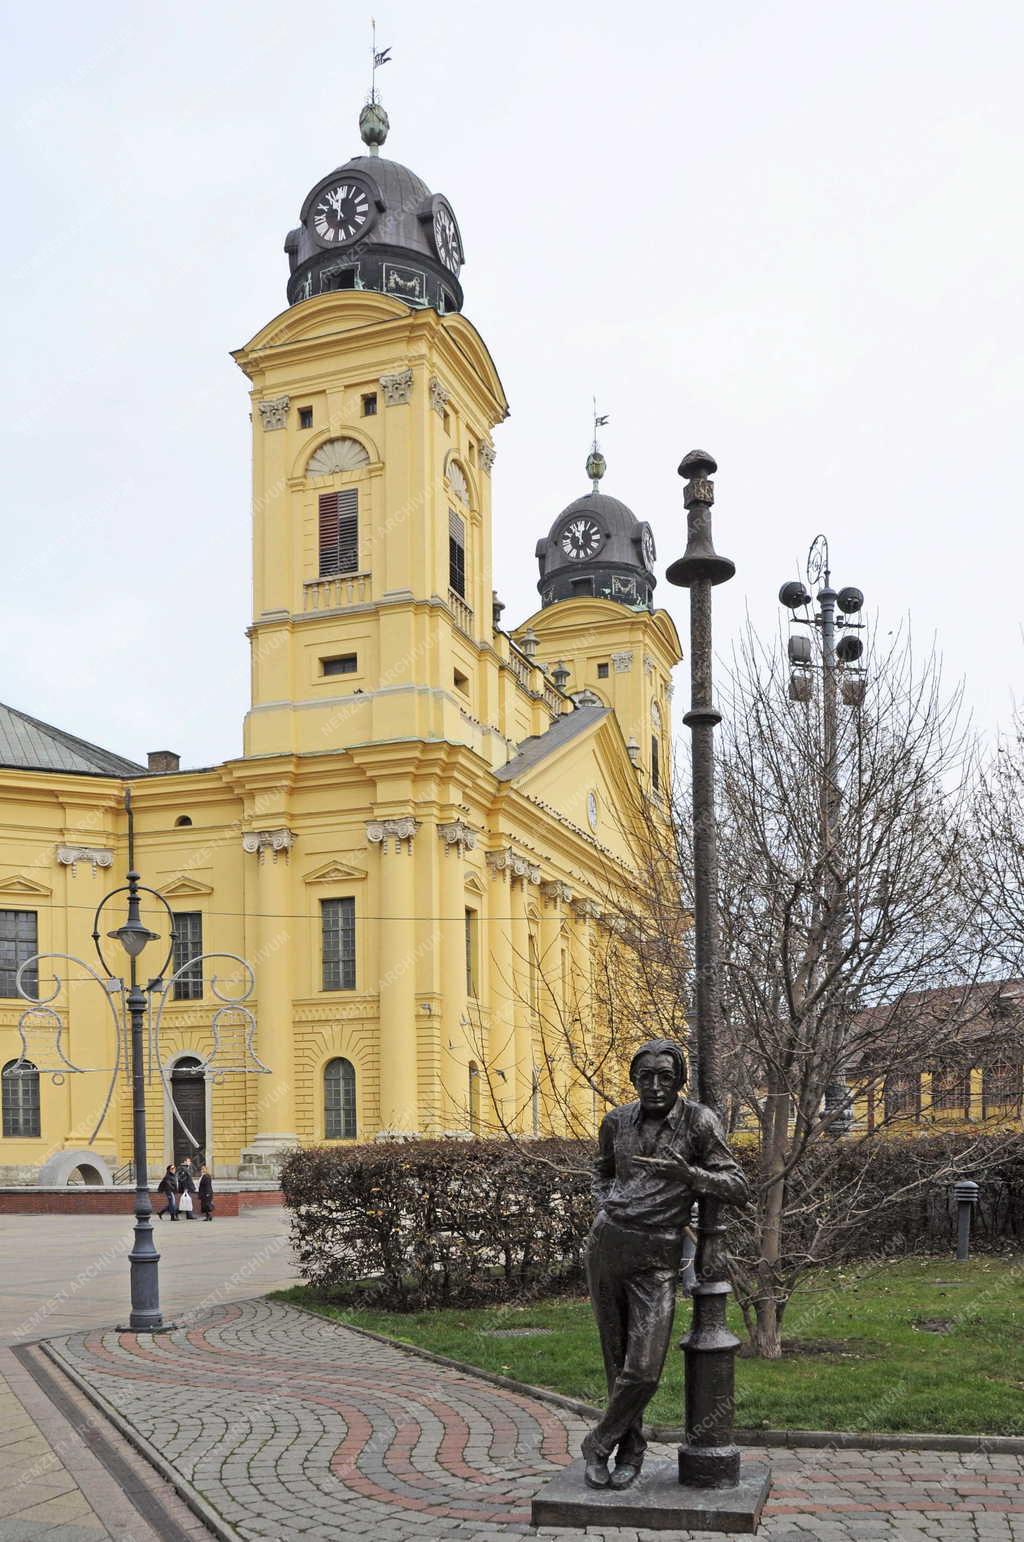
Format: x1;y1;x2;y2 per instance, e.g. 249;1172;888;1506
0;97;680;1185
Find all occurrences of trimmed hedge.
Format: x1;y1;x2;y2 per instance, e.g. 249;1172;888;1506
281;1131;1024;1310
280;1138;592;1308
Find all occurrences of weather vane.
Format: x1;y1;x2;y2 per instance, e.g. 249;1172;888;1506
587;397;609;490
370;18;392;103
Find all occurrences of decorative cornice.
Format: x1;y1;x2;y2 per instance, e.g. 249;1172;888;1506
366;817;418;854
56;845;113;875
257;396;289;431
429;377;450;417
485;847;540;884
242;828;295;861
379;368;413;406
541;879;573;907
479;441;496;474
437;820;476;855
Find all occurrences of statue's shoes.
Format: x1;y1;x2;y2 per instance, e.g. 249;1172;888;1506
584;1456;611;1488
609;1461;642;1489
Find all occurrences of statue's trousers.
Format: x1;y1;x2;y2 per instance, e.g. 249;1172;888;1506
582;1212;685;1464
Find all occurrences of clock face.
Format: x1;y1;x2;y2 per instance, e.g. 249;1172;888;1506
641;525;657;569
432;202;463;273
311;180;371;246
560;516;603;561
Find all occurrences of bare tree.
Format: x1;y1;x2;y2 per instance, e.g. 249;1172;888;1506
703;621;996;1356
469;622;1004;1357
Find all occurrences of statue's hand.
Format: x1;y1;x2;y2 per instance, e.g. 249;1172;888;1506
633;1148;698;1185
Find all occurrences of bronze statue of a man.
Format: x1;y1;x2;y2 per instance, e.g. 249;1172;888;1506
582;1038;748;1490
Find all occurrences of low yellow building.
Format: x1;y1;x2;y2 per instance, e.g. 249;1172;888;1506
0;99;680;1183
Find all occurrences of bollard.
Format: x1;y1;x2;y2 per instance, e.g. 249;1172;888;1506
953;1179;979;1261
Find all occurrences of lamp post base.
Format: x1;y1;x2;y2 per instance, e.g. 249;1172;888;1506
531;1457;771;1534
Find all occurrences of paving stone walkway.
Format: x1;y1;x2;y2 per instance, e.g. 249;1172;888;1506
44;1298;1024;1542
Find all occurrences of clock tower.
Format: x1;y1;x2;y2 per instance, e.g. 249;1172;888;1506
523;449;681;795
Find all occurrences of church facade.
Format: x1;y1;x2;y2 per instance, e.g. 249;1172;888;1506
0;100;680;1183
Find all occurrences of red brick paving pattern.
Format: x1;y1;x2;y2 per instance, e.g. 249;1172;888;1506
46;1298;1024;1541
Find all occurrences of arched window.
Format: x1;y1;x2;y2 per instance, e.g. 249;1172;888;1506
2;1059;40;1138
324;1057;357;1139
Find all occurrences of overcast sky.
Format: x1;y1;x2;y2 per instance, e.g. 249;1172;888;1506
2;1;1022;769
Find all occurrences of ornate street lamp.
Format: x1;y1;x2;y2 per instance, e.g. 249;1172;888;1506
12;790;266;1331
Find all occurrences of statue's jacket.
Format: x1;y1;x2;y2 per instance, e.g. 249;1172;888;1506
592;1096;748;1249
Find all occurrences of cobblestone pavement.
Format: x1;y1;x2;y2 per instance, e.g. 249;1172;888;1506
45;1298;1024;1542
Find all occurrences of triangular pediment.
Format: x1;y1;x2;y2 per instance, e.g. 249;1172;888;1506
159;876;214;898
0;872;52;898
303;859;368;885
465;872;485;896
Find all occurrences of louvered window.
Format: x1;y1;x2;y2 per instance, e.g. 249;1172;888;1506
318;490;359;577
448;508;466;597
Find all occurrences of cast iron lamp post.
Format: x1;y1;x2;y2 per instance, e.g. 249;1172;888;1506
93;862;175;1331
13;791;266;1332
665;451;742;1487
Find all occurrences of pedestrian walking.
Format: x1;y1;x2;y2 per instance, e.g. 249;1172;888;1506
198;1165;214;1221
177;1157;197;1220
156;1164;179;1221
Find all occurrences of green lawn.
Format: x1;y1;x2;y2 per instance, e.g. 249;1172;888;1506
274;1256;1024;1435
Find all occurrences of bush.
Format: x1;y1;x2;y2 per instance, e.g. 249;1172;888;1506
280;1138;593;1309
281;1130;1024;1311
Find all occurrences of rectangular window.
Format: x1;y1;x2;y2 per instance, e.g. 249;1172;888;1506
322;654;358;676
298;406;313;429
651;735;661;793
465;908;478;997
172;912;203;1000
318;489;359;578
322;898;356;991
0;910;37;998
597;661;609;679
448;508;466;598
571;577;593;597
453;668;470;696
361;393;378;416
931;1065;970;1112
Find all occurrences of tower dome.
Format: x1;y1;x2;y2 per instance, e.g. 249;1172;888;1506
535;451;657;609
284;103;465;313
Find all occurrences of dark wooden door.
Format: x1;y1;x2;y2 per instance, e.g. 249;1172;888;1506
171;1060;206;1166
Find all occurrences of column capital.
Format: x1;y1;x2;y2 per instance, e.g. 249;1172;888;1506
571;897;599;922
366;817;418;854
56;844;114;875
485;847;540;884
242;828;294;861
438;819;476;855
541;879;573;907
257;395;289;431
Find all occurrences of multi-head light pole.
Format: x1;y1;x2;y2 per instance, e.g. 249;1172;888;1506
779;538;866;1134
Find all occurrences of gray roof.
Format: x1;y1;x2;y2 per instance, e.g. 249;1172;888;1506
0;702;144;776
494;705;608;782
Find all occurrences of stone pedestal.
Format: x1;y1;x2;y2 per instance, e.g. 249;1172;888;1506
237;1135;296;1181
531;1457;771;1534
